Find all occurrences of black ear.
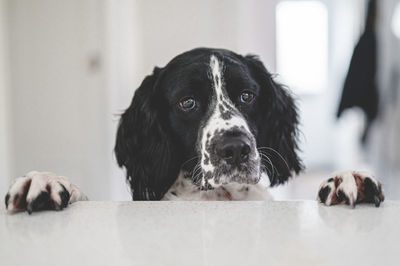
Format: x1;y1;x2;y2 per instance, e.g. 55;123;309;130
114;67;181;200
245;55;304;186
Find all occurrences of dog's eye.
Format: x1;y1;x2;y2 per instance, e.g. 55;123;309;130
240;92;255;104
179;97;196;111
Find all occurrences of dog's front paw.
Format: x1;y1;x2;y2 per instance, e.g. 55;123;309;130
317;171;384;208
5;171;87;214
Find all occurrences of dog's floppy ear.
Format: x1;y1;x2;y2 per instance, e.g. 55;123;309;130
114;67;181;200
245;55;304;186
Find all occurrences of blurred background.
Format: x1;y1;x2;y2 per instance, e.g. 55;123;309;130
1;0;399;200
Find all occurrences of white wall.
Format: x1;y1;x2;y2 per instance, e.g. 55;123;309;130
0;0;11;195
299;0;366;171
7;0;112;199
111;0;277;102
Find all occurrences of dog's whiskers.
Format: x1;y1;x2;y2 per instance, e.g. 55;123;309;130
257;147;291;173
260;157;274;177
180;156;200;169
259;151;277;178
190;162;203;183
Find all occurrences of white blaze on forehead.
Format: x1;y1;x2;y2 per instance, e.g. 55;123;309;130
210;55;224;100
200;55;255;186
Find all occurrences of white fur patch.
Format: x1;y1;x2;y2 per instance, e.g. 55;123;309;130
335;171;358;206
317;179;336;206
163;172;272;201
200;55;260;187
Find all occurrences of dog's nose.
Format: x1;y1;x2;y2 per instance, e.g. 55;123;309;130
216;136;251;165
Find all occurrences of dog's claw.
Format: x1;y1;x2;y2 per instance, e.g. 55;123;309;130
374;195;381;207
349;195;355;209
27;204;33;215
54;202;61;211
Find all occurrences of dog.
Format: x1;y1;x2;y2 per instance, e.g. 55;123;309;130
4;48;384;213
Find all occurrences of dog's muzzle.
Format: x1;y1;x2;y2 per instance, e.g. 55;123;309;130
202;129;261;187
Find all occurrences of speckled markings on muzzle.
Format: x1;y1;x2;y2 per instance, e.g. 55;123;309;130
199;55;261;188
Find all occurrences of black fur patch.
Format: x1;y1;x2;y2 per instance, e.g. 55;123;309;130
363;177;382;207
337;189;348;204
14;193;19;203
27;191;51;215
205;171;213;180
318;186;331;203
5;193;10;208
220;110;232;120
203;154;210;165
59;184;70;209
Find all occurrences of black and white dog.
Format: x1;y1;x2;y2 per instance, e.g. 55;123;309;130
4;48;384;213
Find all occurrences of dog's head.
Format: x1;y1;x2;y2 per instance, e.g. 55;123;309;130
115;48;303;200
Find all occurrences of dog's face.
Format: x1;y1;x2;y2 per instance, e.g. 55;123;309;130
115;48;303;200
162;55;261;187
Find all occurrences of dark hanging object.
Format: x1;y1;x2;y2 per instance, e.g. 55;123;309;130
337;0;378;144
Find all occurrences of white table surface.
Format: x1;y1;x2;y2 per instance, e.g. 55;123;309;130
1;201;399;266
